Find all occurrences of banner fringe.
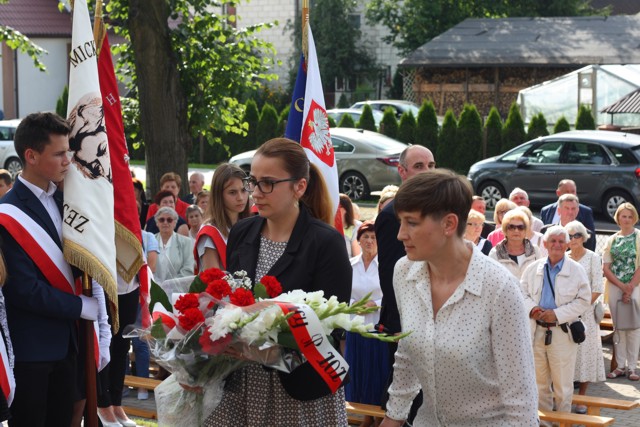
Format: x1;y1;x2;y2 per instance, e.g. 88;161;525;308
115;221;144;282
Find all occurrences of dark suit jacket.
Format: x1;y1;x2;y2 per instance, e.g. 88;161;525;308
540;202;596;251
375;200;405;334
0;179;82;362
226;206;352;400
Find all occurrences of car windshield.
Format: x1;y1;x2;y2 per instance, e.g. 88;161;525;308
500;142;533;161
360;133;407;151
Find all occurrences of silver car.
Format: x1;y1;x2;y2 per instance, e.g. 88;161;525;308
326;108;384;128
0;119;23;178
229;127;406;200
350;100;420;119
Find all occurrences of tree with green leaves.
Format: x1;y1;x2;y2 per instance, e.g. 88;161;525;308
276;105;290;137
337;93;350;108
388;69;403;99
0;0;46;71
502;103;527;151
229;99;260;155
56;86;69;118
256;103;279;147
415;100;439;151
436;109;457;169
454;104;482;173
366;0;605;55
576;105;596;130
328;115;337;128
356;104;377;131
554;116;571;133
484;107;503;158
338;113;356;128
527;112;550;140
380;108;399;139
106;0;276;195
397;111;417;144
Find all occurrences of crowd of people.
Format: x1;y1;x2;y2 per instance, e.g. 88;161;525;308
0;111;638;427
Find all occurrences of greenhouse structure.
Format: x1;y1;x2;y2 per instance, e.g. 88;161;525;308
517;64;640;127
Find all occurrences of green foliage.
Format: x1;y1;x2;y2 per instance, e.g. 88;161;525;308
337;93;351;108
415;100;439;151
380;108;399;139
397;111;417;144
366;0;607;55
56;86;68;118
436;109;457;169
527;112;550;139
256;103;279;146
554;116;571;133
484;107;503;158
502;103;526;151
150;279;172;313
576;105;596;130
121;96;145;160
388;69;403;99
454;104;482;173
357;104;377;131
0;10;46;71
328;115;337;128
338;113;356;128
276;105;290;137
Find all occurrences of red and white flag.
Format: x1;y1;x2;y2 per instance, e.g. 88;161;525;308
300;23;339;216
65;0;118;316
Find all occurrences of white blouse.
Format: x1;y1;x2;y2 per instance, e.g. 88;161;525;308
386;243;538;426
350;254;382;326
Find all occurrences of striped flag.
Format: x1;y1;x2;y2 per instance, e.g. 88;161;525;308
285;23;339;217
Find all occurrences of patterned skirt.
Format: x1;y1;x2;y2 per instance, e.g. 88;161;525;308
204;364;348;426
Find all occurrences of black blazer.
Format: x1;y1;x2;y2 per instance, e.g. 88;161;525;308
226;206;352;400
540;201;596;251
0;179;82;362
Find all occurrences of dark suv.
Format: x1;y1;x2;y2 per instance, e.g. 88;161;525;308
467;130;640;222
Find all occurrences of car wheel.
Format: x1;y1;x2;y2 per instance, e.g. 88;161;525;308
478;181;505;210
341;171;369;201
4;157;22;178
602;190;632;223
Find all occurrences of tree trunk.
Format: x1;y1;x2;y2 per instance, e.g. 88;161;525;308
128;0;190;197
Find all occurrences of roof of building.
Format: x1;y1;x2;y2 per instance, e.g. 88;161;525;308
0;0;71;37
601;88;640;114
401;15;640;68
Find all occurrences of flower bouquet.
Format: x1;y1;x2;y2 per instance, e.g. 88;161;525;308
130;268;406;426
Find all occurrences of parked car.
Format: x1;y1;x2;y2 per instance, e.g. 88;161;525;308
467;130;640;222
326;108;384;128
229;127;406;200
0;119;22;178
350;100;420;119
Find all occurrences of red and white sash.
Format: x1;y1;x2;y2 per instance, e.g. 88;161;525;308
194;225;227;273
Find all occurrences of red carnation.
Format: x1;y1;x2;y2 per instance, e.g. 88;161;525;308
199;328;232;355
260;275;282;298
174;293;200;313
200;268;226;285
206;279;232;300
178;307;205;331
230;288;255;307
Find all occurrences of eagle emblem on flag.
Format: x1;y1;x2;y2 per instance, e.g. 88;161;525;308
301;100;334;167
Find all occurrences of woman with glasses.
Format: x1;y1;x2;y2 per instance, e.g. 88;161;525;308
145;190;189;236
153;207;194;283
195;164;250;271
565;220;605;413
602;203;640;381
464;209;492;255
204;138;352;426
487;199;516;246
489;209;542;279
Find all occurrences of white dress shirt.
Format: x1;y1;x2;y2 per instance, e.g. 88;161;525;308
387;243;538;426
18;175;62;240
349;254;382;326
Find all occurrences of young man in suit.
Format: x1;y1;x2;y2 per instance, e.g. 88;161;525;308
0;112;99;427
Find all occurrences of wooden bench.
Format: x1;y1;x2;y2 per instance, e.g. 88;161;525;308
344;401;615;427
122;375;162;420
572;394;640;416
600;317;614;330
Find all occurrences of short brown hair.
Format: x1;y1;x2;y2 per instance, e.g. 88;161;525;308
357;220;375;240
394;169;472;236
14;112;70;163
154;190;175;205
160;172;182;189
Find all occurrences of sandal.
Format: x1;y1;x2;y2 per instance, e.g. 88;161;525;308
607;368;626;379
628;370;640;381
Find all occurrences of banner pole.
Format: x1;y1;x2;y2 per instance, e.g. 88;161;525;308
83;272;98;427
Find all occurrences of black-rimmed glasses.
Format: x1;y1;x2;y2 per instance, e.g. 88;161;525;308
243;177;299;194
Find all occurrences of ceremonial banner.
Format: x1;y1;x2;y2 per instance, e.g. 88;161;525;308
285;23;339;216
65;0;118;313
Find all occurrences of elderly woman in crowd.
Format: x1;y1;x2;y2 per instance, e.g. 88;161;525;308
185;204;204;240
380;170;538;427
145;190;189;236
464;209;492;255
602;203;640;381
154;207;194;283
345;221;388;427
564;220;606;413
520;226;591;419
487;198;516;246
377;185;399;214
517;206;546;255
489;210;542;279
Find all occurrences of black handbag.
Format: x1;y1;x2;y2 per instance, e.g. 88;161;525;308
568;319;586;344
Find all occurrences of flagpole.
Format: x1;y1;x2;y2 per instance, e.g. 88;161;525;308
302;0;309;61
83;272;98;427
